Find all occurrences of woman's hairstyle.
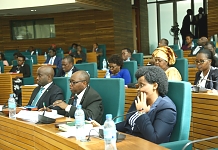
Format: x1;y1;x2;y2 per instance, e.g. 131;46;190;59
135;66;168;96
71;43;78;48
0;53;6;60
197;48;216;66
108;54;123;67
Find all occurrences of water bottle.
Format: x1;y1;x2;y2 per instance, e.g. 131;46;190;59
36;49;38;56
86;71;90;76
133;50;137;54
105;69;110;78
127;57;130;61
102;59;107;70
104;114;117;150
8;94;16;119
44;52;47;60
31;57;34;64
75;105;86;141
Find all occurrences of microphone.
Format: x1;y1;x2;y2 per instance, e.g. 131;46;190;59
193;78;217;92
112;108;144;121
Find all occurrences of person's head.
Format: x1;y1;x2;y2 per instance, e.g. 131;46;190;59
195;48;213;72
185;34;194;45
13;52;21;60
69;70;90;94
187;9;193;15
158;38;169;47
198;7;204;14
76;45;82;52
197;37;208;46
204;42;216;56
93;43;98;49
0;53;6;61
135;66;168;99
122;48;132;61
71;43;78;49
61;56;74;73
36;66;54;86
152;46;176;71
28;46;34;51
48;49;56;57
108;54;123;74
17;55;25;66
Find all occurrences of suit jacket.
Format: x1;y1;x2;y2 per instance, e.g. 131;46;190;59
55;66;79;77
70;51;86;63
28;83;64;109
180;14;192;34
45;56;62;69
116;96;177;144
10;64;31;78
57;86;103;123
194;67;218;90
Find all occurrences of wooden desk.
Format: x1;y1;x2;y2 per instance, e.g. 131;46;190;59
186;56;196;65
97;70;106;78
0;73;23;104
183;50;191;57
37;55;46;64
188;67;198;85
190;93;218;149
87;52;98;63
0;115;168;150
143;58;152;66
21;85;37;106
4;66;12;73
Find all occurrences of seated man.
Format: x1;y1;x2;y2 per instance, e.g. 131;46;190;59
70;45;86;64
53;70;103;123
28;66;64;109
189;36;208;56
44;49;62;69
122;48;135;61
10;54;31;105
158;38;168;47
92;43;102;69
56;56;79;77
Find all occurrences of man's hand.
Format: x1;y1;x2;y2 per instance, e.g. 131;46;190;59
39;107;52;112
53;100;68;109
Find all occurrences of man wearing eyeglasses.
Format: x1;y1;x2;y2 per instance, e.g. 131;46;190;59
122;48;135;61
189;36;208;56
53;70;103;123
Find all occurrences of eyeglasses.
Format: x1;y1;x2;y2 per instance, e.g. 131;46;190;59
153;58;165;63
195;59;208;64
108;64;118;69
69;80;86;85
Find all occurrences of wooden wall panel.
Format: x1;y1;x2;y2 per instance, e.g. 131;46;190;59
208;0;218;38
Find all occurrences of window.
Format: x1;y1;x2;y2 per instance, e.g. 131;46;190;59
11;18;55;40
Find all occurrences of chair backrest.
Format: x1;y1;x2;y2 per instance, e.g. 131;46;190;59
53;77;71;103
21;52;31;55
35;48;42;55
4;53;14;65
74;63;97;78
24;55;38;64
56;53;64;59
123;61;137;83
4;49;18;54
0;61;4;73
169;44;179;51
12;59;33;76
132;53;143;66
98;44;106;69
167;81;191;141
173;58;188;81
89;78;125;124
174;49;183;58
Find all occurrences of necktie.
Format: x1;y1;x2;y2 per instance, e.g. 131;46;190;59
73;95;78;106
31;87;45;106
49;57;53;65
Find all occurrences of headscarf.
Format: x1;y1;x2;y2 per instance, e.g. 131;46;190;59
152;46;176;65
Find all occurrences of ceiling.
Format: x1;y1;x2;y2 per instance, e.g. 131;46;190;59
0;2;109;16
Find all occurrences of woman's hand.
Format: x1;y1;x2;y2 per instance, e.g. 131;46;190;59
135;92;150;113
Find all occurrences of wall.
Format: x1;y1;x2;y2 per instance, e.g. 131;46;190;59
207;0;218;38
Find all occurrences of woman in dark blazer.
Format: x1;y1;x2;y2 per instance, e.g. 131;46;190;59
194;49;218;90
116;66;177;144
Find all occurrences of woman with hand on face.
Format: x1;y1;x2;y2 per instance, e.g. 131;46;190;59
152;46;182;81
116;66;177;144
194;49;218;90
0;53;9;66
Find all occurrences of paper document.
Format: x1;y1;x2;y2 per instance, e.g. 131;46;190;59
0;105;3;111
16;110;64;123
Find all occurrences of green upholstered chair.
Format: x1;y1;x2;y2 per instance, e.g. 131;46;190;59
24;55;38;64
169;44;179;51
173;58;188;81
53;77;71;103
123;61;137;83
98;44;106;69
4;53;15;65
160;140;192;150
35;48;42;55
132;53;143;66
21;52;31;55
0;61;4;73
174;49;184;58
74;63;97;78
89;78;125;124
166;81;192;142
4;49;18;54
56;53;64;59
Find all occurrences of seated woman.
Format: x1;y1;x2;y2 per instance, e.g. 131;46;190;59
116;66;177;144
107;54;131;85
70;45;86;63
69;43;78;54
0;53;9;66
194;49;218;90
204;41;218;67
152;46;182;81
181;34;194;50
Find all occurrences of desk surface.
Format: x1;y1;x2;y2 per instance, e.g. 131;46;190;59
0;115;168;150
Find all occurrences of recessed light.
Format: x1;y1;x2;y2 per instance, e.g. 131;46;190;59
31;10;36;12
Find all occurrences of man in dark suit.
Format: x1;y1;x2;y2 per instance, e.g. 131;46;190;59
28;66;64;109
122;48;135;61
53;70;103;123
189;36;208;56
92;43;103;69
44;49;62;69
55;55;79;77
180;9;193;46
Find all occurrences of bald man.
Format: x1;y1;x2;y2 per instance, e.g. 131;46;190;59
53;70;103;123
189;36;208;56
27;66;64;109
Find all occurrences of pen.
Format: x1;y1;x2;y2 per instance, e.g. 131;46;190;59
43;102;46;115
47;101;63;108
